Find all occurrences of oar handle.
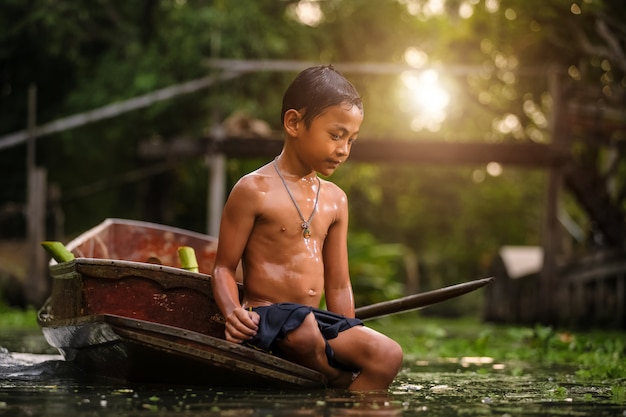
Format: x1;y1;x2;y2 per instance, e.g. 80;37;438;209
355;277;494;321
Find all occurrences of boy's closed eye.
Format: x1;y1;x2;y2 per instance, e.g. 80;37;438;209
330;128;350;140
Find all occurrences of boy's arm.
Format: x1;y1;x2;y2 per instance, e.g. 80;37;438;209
322;189;355;318
211;178;259;343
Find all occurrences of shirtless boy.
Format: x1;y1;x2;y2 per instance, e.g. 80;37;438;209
211;65;403;391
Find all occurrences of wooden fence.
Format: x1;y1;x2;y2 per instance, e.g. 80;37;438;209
485;248;626;329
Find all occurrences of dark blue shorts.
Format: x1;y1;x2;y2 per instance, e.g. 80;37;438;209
244;302;363;372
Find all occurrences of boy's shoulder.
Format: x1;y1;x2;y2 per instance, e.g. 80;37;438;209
234;164;345;199
230;165;275;197
235;164;272;184
319;176;346;196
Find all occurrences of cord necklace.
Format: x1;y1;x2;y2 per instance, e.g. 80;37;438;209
273;157;321;239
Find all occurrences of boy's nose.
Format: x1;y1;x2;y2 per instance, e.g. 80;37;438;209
336;141;349;156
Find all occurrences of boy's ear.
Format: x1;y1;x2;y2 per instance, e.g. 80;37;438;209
283;109;301;137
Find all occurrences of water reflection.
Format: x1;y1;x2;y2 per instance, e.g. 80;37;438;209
1;329;624;417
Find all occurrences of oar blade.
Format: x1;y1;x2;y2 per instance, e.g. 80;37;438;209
355;277;494;321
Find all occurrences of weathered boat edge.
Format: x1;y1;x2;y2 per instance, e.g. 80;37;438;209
52;218;217;264
38;312;327;389
40;255;248;344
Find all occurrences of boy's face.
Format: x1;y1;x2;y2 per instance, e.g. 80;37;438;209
297;102;363;177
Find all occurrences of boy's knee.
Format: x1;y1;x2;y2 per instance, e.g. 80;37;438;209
370;337;403;373
280;313;324;355
387;339;404;369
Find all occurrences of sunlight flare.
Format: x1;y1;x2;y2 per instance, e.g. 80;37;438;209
288;0;324;26
400;69;450;132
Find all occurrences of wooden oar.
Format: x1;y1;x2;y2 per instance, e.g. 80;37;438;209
355;277;494;321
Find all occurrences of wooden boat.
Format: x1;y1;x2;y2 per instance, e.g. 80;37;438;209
38;218;493;388
38;218;326;388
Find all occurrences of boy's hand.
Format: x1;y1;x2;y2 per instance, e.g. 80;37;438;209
224;307;259;344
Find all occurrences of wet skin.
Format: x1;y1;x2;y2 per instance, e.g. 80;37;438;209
211;103;403;390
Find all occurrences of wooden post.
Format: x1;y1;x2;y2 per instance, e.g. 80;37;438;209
617;273;625;327
542;170;562;323
207;151;225;236
540;69;566;324
206;27;225;237
25;85;48;307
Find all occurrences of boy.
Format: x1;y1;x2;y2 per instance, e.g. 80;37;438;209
211;65;403;391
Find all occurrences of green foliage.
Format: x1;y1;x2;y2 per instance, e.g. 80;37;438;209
611;385;626;404
333;161;546;298
0;303;38;329
348;231;406;306
368;315;626;381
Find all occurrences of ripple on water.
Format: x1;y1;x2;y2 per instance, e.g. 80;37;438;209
0;347;67;379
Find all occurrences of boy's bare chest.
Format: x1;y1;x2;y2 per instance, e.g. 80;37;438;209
259;187;335;238
257;193;336;237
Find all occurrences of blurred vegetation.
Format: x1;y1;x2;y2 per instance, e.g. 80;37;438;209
0;302;38;329
368;314;626;382
1;0;625;311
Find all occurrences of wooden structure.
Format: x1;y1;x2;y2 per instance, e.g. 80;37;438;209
486;248;626;328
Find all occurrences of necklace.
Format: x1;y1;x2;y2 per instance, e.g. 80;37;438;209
273;157;321;238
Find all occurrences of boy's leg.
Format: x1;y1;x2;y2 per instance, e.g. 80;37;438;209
327;326;403;391
276;312;355;388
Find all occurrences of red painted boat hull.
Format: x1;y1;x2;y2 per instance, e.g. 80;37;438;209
38;218;326;388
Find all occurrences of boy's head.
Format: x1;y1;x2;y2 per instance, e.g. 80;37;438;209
281;65;363;129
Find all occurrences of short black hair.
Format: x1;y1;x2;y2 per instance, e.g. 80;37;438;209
281;65;363;128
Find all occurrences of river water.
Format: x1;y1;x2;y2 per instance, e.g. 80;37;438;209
1;328;624;417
